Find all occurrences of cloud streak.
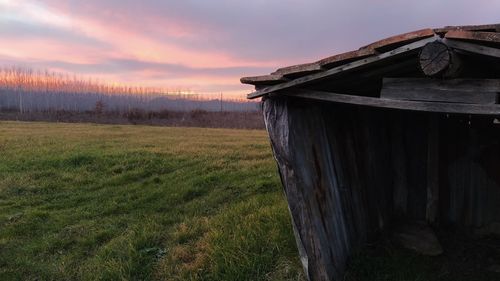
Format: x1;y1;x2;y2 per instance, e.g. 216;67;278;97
1;0;499;97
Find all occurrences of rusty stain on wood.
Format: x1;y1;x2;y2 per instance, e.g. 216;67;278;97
359;28;435;52
434;23;500;34
272;62;323;78
316;48;376;68
445;30;500;45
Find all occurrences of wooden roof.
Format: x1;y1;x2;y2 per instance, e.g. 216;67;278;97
242;23;500;101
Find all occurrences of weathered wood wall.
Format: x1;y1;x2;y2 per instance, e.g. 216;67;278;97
263;95;500;281
439;116;500;227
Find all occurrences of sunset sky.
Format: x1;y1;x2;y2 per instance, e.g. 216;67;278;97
1;0;499;98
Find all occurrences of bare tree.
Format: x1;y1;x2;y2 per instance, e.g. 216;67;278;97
0;66;259;113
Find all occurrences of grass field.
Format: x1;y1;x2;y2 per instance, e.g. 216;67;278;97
2;121;498;281
0;121;303;280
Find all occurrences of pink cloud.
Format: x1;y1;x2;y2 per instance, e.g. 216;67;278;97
3;0;500;99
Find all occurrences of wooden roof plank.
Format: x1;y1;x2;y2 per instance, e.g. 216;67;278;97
240;74;288;86
248;36;439;99
444;39;500;59
272;62;322;78
359;28;435;52
445;30;500;46
435;24;500;34
281;88;500;115
267;28;435;78
316;48;376;68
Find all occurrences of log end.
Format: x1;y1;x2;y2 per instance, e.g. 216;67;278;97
419;41;462;78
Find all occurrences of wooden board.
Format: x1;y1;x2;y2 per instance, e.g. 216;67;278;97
240;74;288;86
272;62;322;78
359;28;435;52
444;39;500;59
434;23;500;34
316;48;376;68
383;78;500;92
248;36;439;99
278;88;500;115
381;78;500;104
445;30;500;45
381;88;498;104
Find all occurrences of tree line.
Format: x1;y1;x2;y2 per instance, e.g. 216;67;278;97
0;67;258;113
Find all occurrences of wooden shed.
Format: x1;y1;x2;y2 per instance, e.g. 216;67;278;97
241;24;500;281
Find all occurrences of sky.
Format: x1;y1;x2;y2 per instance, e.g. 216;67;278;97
0;0;499;98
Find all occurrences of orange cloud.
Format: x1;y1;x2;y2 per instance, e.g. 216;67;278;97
0;0;288;98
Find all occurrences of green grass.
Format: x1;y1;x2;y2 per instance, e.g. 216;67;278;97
0;121;304;280
2;121;496;281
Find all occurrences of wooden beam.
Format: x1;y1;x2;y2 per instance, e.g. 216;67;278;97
434;23;500;34
444;39;500;59
445;30;500;45
383;78;500;92
316;48;376;68
381;88;498;104
248;36;439;99
359;28;435;52
240;74;288;86
381;78;500;104
272;62;322;78
419;41;462;78
277;88;500;115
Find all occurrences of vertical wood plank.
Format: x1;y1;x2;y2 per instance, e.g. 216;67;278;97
426;115;440;224
262;95;500;281
262;97;395;280
391;119;409;217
